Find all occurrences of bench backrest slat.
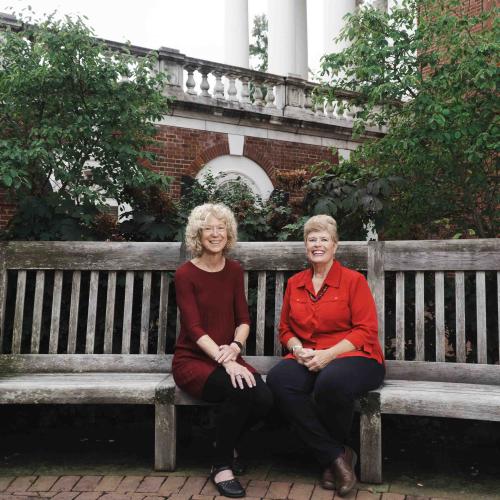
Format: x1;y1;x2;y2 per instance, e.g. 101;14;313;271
0;264;6;354
476;271;487;364
121;271;134;354
368;242;385;350
12;270;26;354
140;271;152;355
86;271;99;354
498;272;500;363
274;271;285;356
103;271;115;354
415;272;425;361
455;271;466;363
31;271;45;353
256;271;266;356
158;272;170;354
49;270;63;354
434;272;445;362
395;272;405;360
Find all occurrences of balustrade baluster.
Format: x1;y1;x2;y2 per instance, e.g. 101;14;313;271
185;65;197;95
213;71;225;99
199;67;211;97
227;74;238;101
240;76;250;104
265;81;276;108
253;81;264;106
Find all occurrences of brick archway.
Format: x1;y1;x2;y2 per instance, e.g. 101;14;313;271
187;142;230;177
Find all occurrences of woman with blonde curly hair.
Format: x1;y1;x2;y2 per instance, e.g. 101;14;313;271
173;203;273;498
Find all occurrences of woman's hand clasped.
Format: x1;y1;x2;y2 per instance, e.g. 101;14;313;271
216;343;240;364
303;349;336;372
223;360;256;389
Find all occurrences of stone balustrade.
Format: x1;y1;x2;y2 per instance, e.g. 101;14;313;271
0;12;376;131
157;46;365;126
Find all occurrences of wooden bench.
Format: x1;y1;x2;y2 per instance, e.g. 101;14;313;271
0;240;499;482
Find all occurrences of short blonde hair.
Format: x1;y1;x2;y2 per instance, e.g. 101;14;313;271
303;215;339;243
185;203;238;257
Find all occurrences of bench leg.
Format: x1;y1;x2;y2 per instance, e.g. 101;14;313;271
155;402;176;471
360;408;382;484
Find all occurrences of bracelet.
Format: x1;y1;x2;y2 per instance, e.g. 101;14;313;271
291;344;303;354
231;340;243;351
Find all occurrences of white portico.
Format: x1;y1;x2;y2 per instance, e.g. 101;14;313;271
223;0;394;79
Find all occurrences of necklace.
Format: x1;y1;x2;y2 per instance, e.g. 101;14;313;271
308;284;329;302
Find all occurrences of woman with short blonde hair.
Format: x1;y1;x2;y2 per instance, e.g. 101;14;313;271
303;214;339;243
173;203;273;499
267;214;384;497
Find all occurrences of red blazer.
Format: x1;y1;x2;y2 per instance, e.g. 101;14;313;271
279;260;384;364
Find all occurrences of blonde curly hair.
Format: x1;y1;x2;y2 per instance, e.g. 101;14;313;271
185;203;238;257
303;214;339;243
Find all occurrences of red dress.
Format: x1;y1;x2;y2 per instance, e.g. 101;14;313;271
172;259;255;398
279;260;384;364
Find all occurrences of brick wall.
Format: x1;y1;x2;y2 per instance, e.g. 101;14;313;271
0;125;338;230
0;189;16;231
150;125;338;203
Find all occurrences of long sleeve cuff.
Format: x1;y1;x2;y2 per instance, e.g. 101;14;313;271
345;331;374;354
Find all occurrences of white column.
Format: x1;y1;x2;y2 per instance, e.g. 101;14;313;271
224;0;249;68
268;0;308;79
323;0;357;55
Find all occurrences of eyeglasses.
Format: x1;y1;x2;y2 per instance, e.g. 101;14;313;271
202;225;227;234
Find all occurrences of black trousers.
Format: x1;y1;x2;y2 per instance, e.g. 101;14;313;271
202;365;274;468
267;356;385;468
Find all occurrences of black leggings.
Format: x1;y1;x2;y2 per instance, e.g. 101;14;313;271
202;365;274;468
267;356;385;468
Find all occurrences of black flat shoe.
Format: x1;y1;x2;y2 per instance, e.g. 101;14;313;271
210;465;246;498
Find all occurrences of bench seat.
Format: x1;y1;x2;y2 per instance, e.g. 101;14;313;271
377;379;500;421
0;372;173;405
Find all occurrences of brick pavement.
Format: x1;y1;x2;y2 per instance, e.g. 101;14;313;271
0;475;452;500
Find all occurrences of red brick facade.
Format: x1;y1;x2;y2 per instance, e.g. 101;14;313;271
0;189;16;230
153;125;337;199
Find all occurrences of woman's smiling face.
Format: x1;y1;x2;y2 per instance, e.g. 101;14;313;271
200;214;228;255
305;230;337;265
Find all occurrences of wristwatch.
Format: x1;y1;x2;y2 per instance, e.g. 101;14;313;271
231;340;243;351
291;344;303;354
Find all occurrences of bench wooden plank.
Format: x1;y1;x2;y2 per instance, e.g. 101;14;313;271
256;271;266;355
395;272;405;360
274;272;284;356
49;271;63;354
368;242;385;350
435;272;445;362
378;380;500;420
122;271;134;354
383;239;500;271
385;360;500;385
86;271;99;354
0;353;172;373
476;271;487;363
455;272;466;363
104;271;116;354
31;271;45;354
12;271;27;354
140;271;152;354
67;271;81;354
415;272;425;361
0;372;170;404
158;273;170;354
